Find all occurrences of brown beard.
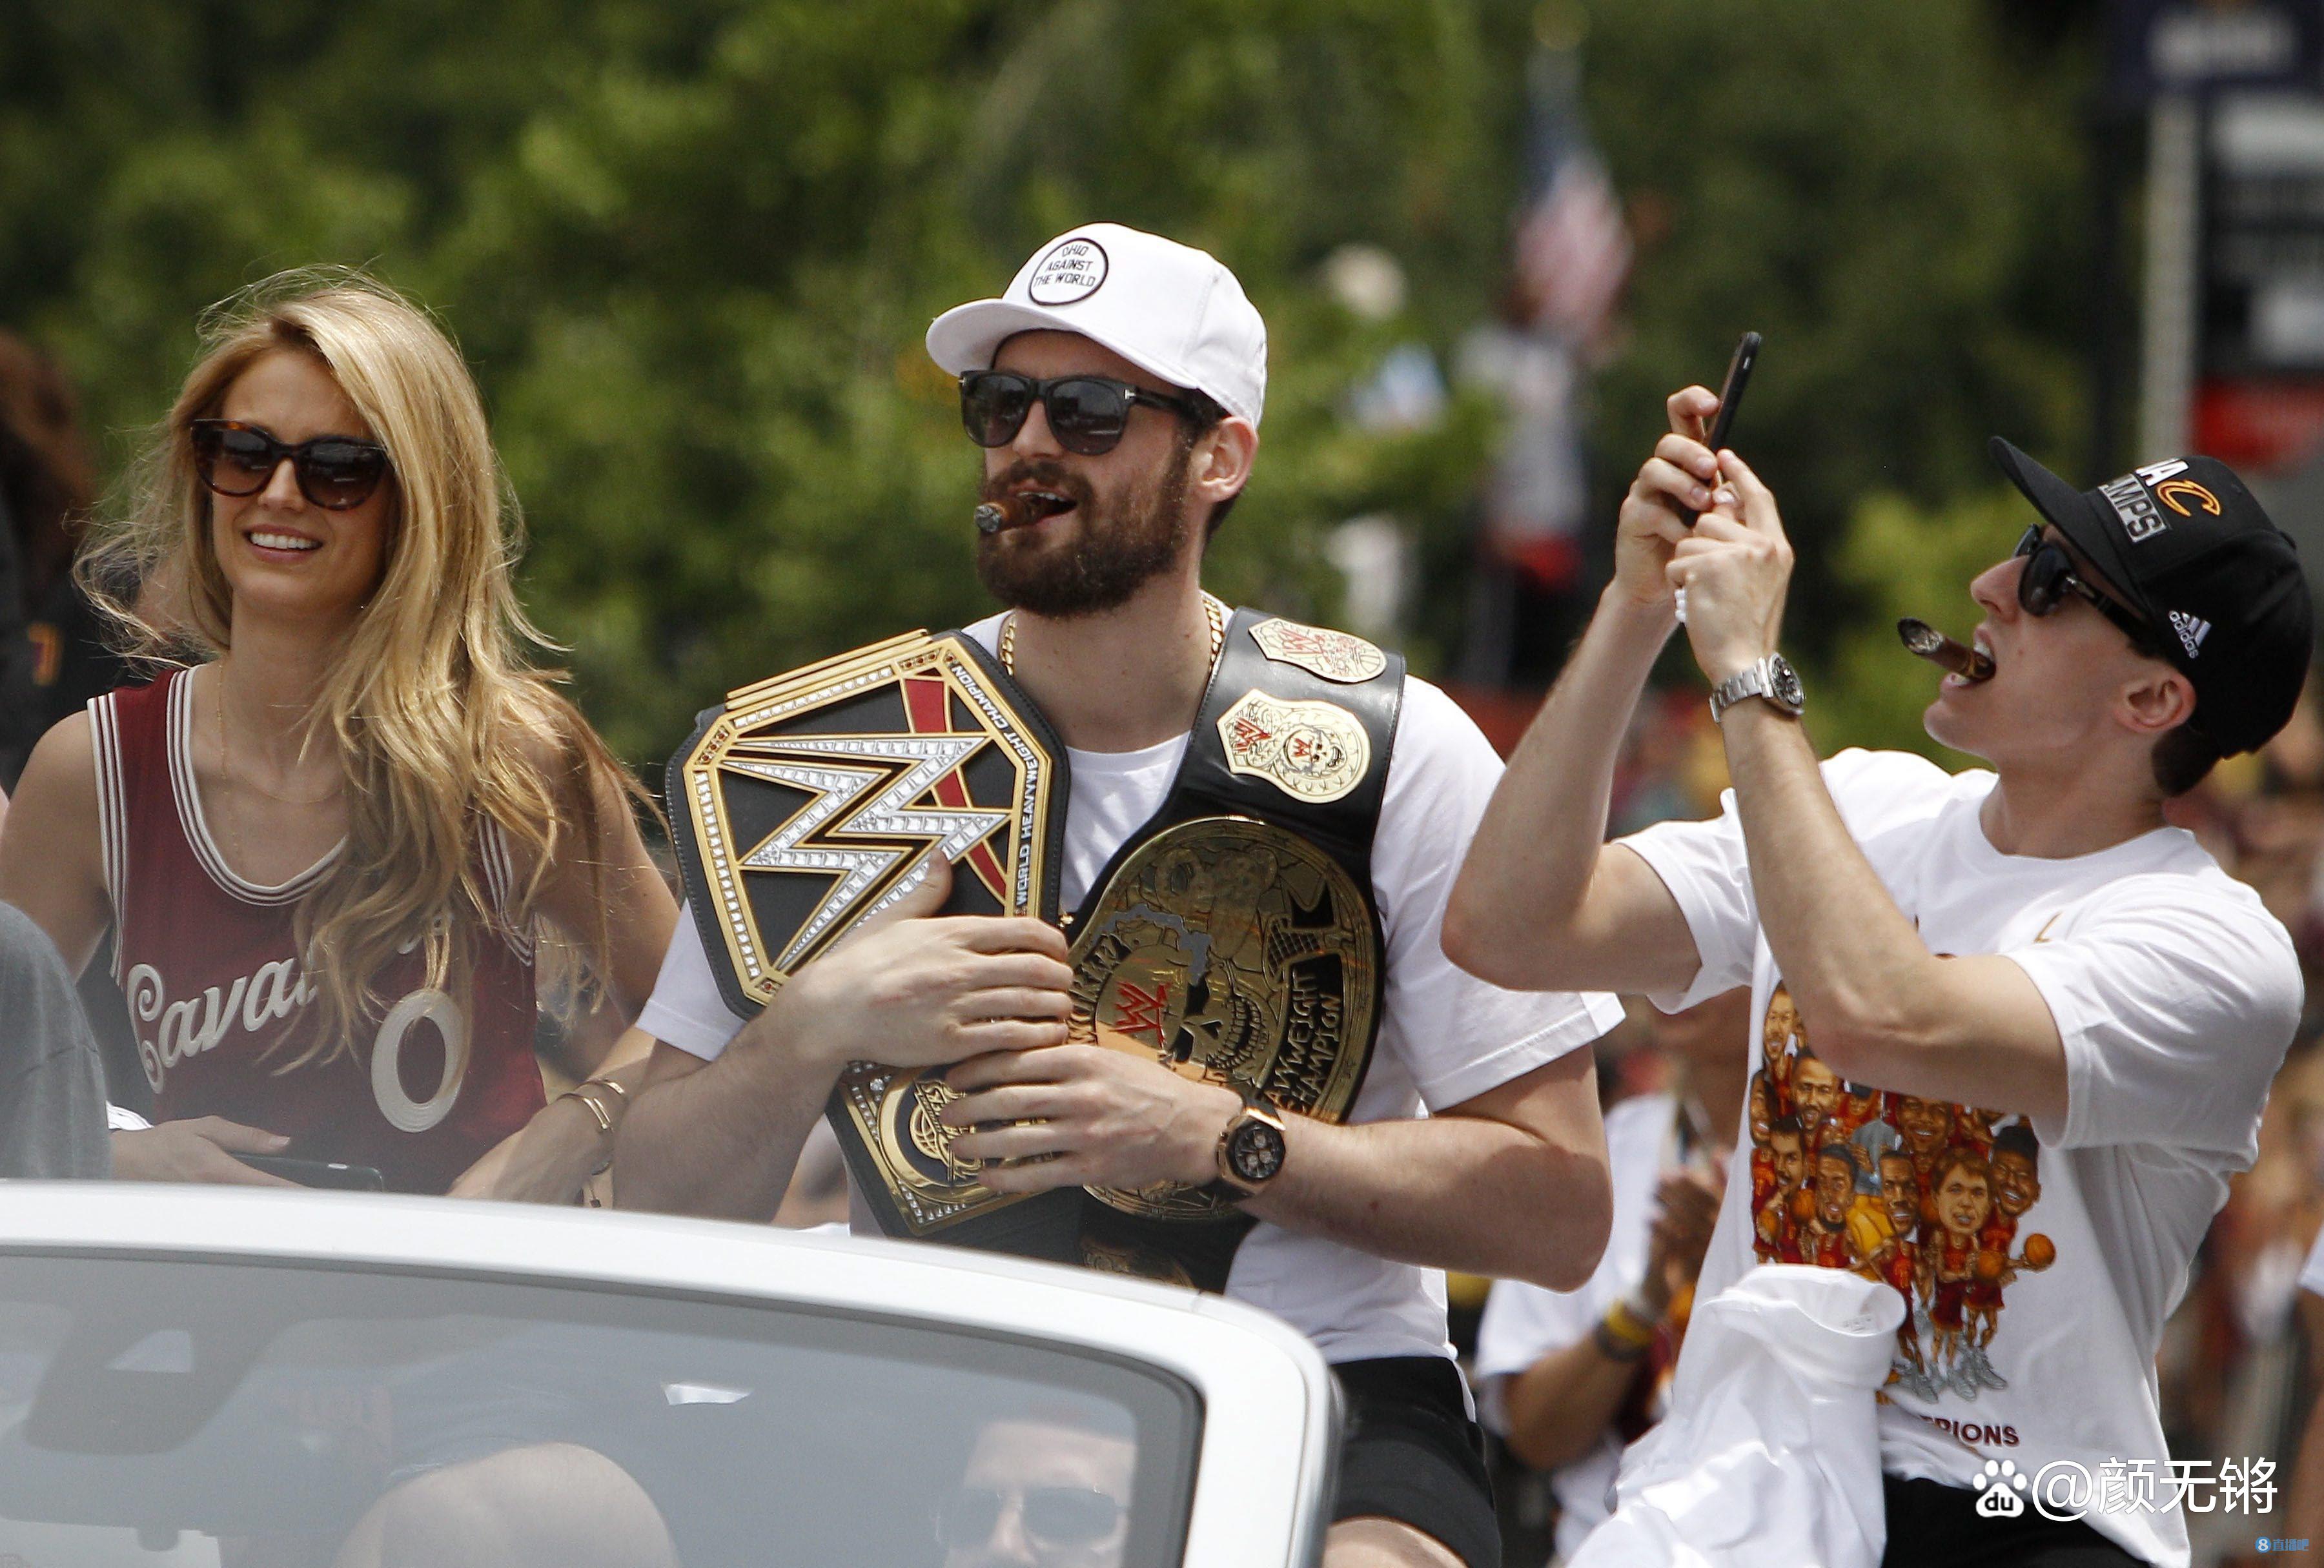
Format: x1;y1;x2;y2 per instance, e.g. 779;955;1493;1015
974;438;1195;618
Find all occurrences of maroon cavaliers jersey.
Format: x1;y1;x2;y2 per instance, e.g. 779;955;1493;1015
91;671;545;1193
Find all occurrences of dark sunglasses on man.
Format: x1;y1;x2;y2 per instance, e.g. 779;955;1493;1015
2013;526;2161;653
933;1483;1125;1555
190;419;393;511
959;371;1211;457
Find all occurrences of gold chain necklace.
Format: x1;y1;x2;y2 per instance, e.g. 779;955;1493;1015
1001;593;1227;677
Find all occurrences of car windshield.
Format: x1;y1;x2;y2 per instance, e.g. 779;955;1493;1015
0;1252;1199;1568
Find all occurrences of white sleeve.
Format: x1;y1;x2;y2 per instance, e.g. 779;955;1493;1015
1618;749;1962;1015
2011;879;2300;1161
1618;800;1757;1016
1374;680;1623;1110
635;904;751;1061
2302;1225;2324;1299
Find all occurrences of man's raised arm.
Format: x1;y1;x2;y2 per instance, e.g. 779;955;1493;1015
1443;387;1719;999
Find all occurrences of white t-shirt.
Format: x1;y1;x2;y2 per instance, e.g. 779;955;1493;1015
1622;748;2301;1568
1475;1092;1682;1562
2299;1226;2324;1298
639;615;1625;1364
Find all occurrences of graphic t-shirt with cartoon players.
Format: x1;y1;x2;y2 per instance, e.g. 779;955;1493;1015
1625;750;2299;1568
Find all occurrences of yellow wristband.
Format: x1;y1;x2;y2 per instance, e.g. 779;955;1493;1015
1601;1297;1660;1351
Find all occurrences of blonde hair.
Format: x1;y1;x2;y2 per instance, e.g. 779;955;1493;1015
79;267;639;1064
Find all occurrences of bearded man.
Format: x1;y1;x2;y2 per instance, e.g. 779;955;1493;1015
617;224;1620;1568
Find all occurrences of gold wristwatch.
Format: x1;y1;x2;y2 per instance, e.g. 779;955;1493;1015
1214;1092;1289;1196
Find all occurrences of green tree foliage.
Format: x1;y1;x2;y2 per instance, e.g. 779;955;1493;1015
1578;0;2094;658
1813;485;2023;761
0;0;2094;766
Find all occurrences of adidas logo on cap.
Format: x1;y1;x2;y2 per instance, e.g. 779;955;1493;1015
2170;609;2212;660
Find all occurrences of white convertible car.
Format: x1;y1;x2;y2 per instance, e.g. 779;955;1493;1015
0;1185;1339;1567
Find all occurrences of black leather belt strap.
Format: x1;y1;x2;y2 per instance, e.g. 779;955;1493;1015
1063;607;1405;1290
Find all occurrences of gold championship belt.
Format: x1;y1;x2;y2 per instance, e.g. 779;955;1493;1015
668;630;1079;1255
1070;816;1375;1223
668;611;1405;1288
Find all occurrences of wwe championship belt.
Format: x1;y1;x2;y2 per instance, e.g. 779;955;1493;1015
668;630;1086;1261
669;612;1404;1290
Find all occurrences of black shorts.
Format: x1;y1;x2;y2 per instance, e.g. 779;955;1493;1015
1332;1356;1500;1568
1880;1476;2148;1567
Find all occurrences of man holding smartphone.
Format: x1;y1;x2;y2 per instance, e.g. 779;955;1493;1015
1445;383;2310;1568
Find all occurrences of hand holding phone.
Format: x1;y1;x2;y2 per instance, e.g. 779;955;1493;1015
234;1154;387;1191
1680;331;1759;527
1675;331;1760;625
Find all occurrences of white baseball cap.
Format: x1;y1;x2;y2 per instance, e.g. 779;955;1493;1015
926;222;1268;427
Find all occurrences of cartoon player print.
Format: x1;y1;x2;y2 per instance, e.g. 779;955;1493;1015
1755;1115;1811;1265
1806;1144;1863;1269
1855;1127;1932;1388
1740;984;2061;1404
1966;1122;2054;1353
1747;1077;1777;1212
1791;1051;1845;1152
1760;986;1803;1116
1952;1105;2001;1157
1894;1094;1955;1188
1918;1148;1999;1400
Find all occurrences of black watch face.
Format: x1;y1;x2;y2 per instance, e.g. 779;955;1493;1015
1228;1119;1287;1186
1769;655;1806;712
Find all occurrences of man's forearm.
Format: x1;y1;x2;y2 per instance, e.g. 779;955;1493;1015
1447;587;1673;986
616;1037;842;1223
1243;1113;1611;1290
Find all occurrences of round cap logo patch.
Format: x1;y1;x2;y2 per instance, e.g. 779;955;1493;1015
1026;238;1109;306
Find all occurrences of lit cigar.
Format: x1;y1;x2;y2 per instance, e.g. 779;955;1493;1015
1897;618;1994;682
974;491;1073;535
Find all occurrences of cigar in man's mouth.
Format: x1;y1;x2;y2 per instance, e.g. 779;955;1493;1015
974;491;1075;535
1897;618;1995;683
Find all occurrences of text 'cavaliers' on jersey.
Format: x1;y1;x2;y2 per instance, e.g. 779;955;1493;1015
91;671;545;1192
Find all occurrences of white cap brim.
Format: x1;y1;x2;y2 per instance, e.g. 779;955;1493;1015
925;298;1249;425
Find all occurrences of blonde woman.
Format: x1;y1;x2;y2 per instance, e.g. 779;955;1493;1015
0;270;675;1199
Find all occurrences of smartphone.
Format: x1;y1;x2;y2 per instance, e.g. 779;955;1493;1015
1680;331;1760;527
236;1154;387;1191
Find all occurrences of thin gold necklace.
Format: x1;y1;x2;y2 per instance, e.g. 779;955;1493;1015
1001;593;1227;677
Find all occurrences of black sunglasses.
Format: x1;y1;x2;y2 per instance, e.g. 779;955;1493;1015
933;1485;1125;1553
2013;527;2161;653
960;371;1210;456
190;419;392;511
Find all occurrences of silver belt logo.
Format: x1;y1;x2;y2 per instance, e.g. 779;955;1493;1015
724;735;1011;968
1028;238;1108;305
1248;618;1389;684
1217;691;1370;804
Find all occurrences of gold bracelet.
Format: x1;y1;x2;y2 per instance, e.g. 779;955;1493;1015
578;1075;629;1105
562;1086;614;1136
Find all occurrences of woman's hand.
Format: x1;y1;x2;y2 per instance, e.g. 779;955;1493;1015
110;1117;300;1185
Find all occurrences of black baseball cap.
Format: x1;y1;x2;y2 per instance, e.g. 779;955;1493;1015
1989;437;2314;755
